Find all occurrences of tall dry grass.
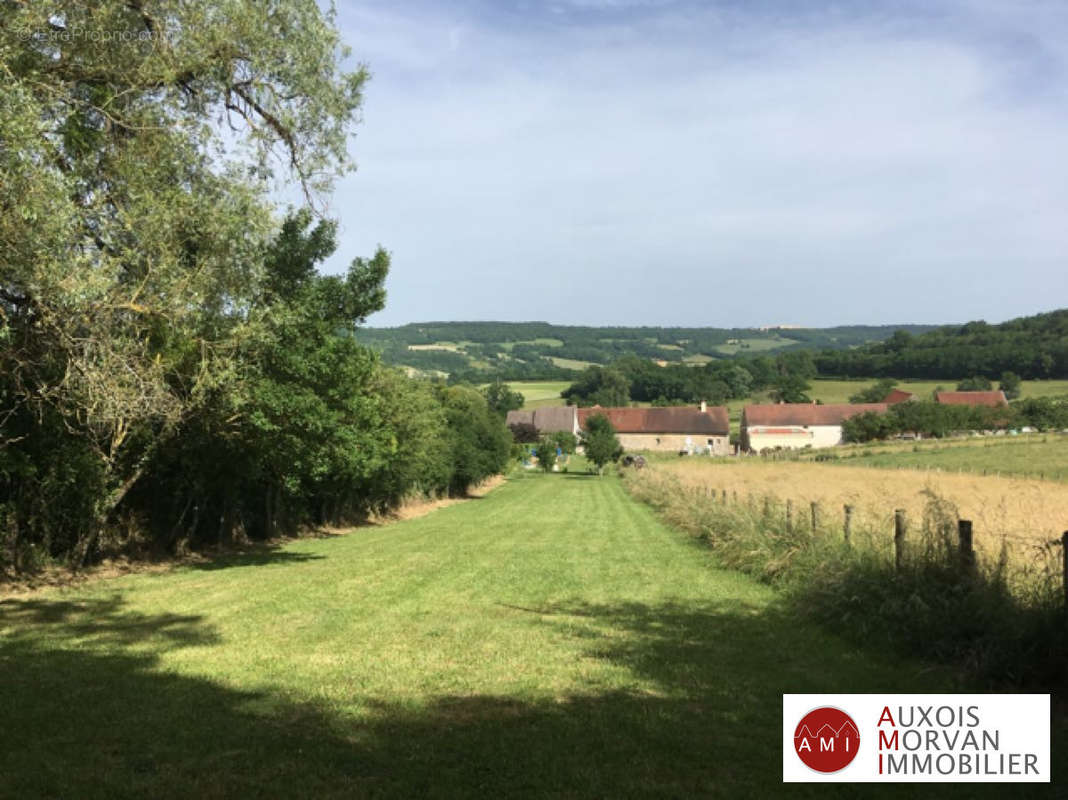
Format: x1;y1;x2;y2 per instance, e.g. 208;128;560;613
656;460;1068;562
623;464;1068;688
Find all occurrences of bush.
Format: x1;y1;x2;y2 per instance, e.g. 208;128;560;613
533;438;558;472
581;414;623;475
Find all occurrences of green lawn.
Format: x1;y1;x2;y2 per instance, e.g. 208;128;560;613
805;434;1068;480
511;379;570;408
3;473;1058;798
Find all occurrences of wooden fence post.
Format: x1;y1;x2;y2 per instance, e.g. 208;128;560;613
843;505;853;547
763;496;771;521
786;500;794;534
894;509;907;571
1062;531;1068;614
722;489;728;504
810;502;819;534
958;520;975;574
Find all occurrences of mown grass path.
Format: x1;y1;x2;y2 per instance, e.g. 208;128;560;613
0;473;1058;798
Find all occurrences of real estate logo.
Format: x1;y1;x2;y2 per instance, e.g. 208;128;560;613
793;707;860;773
783;694;1050;783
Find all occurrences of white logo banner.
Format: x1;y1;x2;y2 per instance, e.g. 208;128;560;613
783;694;1050;783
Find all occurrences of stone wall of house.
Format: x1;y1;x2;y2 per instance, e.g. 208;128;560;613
616;433;730;455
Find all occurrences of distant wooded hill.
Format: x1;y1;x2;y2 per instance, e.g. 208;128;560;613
814;309;1068;380
360;310;1068;382
357;321;939;380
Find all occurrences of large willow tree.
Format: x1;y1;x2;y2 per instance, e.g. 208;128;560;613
0;1;369;563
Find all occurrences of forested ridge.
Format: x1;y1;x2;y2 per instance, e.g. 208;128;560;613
0;2;509;572
359;321;939;380
814;310;1068;380
362;312;1068;384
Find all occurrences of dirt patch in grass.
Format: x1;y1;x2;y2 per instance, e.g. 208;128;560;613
372;475;505;523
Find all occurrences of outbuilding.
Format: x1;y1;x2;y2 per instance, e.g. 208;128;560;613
741;403;889;452
934;391;1008;408
505;406;579;436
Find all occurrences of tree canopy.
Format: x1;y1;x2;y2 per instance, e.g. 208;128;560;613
0;2;510;570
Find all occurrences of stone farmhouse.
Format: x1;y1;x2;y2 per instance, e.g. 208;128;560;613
741;403;889;452
577;403;730;455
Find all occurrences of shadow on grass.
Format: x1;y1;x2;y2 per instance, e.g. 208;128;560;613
0;596;1060;798
184;546;325;572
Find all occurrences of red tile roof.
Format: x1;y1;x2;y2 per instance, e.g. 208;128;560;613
934;391;1007;408
743;403;889;427
577;405;729;435
883;389;915;404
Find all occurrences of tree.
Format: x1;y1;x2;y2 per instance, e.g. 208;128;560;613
483;382;524;417
533;438;558;472
1;0;368;566
439;386;511;495
849;378;898;404
562;366;630;407
769;375;811;404
581;414;622;475
999;371;1022;400
841;411;895;443
957;376;993;391
508;422;540;444
550;431;578;454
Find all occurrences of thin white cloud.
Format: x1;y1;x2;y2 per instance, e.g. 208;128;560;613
327;0;1068;326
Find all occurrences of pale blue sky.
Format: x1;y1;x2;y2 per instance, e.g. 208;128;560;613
320;0;1068;327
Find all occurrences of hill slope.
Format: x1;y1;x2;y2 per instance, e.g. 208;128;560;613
359;320;938;378
815;309;1068;379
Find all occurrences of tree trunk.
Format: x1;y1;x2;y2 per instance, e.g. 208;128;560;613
71;466;145;569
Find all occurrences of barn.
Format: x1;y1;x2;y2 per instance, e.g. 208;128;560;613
741;403;889;452
934;390;1008;408
505;406;579;435
577;403;730;454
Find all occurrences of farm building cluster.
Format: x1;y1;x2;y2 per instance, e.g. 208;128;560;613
507;390;1010;455
506;402;731;455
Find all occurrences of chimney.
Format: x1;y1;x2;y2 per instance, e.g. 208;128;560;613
700;400;707;413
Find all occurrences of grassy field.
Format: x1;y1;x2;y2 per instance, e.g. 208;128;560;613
549;356;598;370
512;377;1068;416
799;434;1068;481
806;378;1068;404
713;337;799;355
3;472;1049;798
512;379;570;408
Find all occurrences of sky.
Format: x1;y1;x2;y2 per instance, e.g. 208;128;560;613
318;0;1068;328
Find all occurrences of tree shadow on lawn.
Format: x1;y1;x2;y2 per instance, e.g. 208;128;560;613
1;595;1062;799
183;546;325;572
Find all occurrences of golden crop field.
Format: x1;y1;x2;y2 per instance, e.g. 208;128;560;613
656;460;1068;558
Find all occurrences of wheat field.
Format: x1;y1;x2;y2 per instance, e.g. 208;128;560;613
657;460;1068;557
